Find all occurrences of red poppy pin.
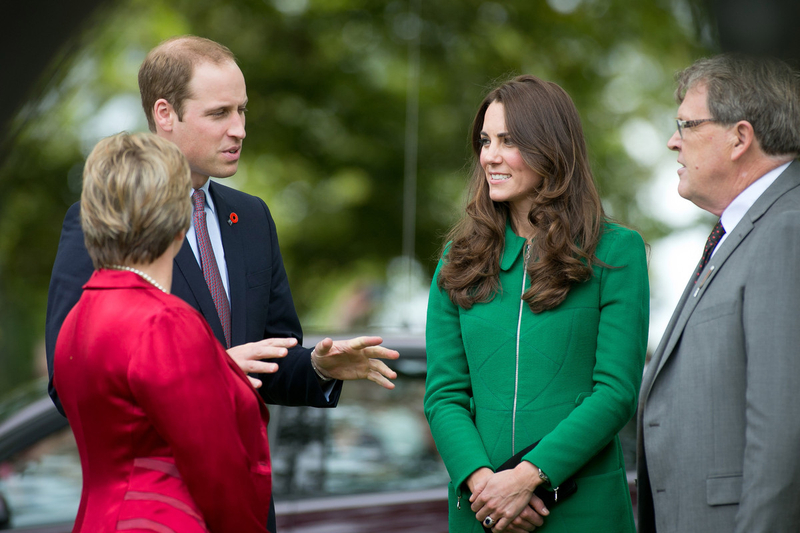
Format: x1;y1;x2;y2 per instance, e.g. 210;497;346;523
228;212;238;225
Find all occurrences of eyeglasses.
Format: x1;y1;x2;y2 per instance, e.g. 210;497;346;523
675;118;716;139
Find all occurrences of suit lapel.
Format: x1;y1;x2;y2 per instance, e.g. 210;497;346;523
641;269;696;398
209;182;247;346
649;219;754;380
647;160;800;386
173;239;227;344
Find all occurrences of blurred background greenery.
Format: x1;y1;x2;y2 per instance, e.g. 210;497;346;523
0;0;718;395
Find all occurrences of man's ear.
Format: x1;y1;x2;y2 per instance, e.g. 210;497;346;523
153;98;176;133
730;120;755;161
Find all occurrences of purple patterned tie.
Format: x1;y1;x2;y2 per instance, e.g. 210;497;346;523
192;189;231;348
695;220;725;283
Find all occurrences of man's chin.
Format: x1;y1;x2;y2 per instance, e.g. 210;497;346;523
676;180;691;201
211;165;239;179
191;169;236;189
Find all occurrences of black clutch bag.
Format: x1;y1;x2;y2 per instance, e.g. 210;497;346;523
481;441;577;532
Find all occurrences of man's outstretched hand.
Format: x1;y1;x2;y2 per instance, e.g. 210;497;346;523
312;336;399;389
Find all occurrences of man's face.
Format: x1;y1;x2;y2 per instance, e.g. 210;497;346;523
666;83;737;216
167;60;248;188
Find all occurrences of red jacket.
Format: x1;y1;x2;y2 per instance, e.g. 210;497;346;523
55;269;271;532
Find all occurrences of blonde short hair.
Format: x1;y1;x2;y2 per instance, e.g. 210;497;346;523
81;132;192;269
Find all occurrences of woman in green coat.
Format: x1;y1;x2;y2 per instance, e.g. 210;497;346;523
424;75;649;533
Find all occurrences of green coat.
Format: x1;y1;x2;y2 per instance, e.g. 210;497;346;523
424;222;648;532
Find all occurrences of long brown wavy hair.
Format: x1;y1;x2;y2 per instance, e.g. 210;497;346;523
438;75;605;313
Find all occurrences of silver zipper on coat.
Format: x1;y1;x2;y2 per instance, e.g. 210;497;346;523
512;243;531;454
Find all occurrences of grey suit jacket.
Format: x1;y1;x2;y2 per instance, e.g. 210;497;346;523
637;160;800;533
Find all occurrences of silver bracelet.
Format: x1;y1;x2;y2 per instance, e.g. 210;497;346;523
310;350;333;382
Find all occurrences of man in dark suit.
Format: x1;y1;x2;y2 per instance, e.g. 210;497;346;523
45;35;399;532
637;54;800;532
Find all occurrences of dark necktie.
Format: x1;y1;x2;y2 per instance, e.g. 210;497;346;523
192;189;231;348
695;220;725;283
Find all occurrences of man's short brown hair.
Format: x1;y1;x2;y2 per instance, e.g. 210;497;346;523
138;35;237;132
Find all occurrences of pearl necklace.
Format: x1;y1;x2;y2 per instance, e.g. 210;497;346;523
109;265;168;294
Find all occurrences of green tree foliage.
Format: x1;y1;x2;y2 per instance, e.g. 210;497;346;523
0;0;711;393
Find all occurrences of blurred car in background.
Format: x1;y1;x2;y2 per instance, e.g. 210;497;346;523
0;379;75;531
0;335;449;532
0;335;638;532
270;335;448;532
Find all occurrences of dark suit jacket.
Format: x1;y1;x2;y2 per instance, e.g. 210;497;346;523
47;180;341;409
56;269;271;532
45;181;342;531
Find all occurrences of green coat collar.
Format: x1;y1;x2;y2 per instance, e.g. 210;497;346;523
500;221;527;271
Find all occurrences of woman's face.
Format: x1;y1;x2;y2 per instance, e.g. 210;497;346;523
479;101;542;217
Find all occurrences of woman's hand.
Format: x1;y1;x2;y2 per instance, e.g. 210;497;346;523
467;467;494;494
503;493;549;532
470;462;549;531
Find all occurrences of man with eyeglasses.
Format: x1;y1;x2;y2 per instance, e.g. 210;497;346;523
637;54;800;533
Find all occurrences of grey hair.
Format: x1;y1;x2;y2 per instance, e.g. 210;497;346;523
675;54;800;157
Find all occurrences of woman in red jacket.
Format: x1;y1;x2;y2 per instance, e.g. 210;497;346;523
54;132;272;532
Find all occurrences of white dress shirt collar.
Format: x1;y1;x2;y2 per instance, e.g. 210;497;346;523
716;161;791;252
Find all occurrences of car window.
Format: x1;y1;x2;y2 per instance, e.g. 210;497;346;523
0;426;80;529
269;371;449;499
0;380;50;427
0;363;450;526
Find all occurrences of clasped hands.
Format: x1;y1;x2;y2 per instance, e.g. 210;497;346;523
226;336;399;389
468;463;549;533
